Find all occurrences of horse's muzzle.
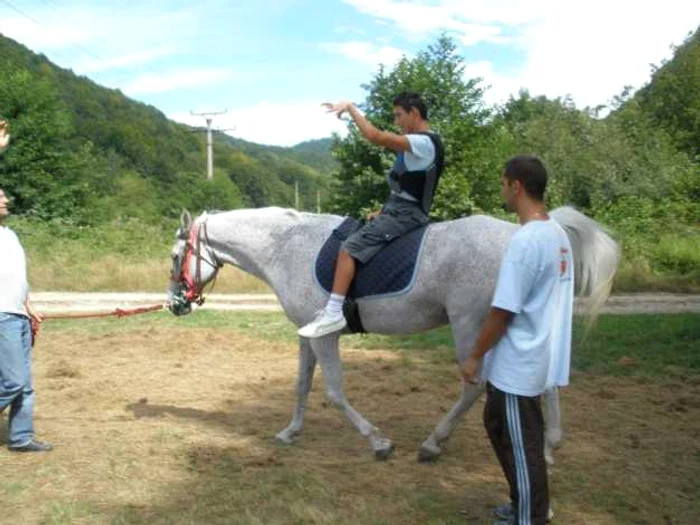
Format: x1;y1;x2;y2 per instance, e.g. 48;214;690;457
168;292;193;316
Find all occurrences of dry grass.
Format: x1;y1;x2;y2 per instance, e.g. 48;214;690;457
1;315;698;524
29;259;270;293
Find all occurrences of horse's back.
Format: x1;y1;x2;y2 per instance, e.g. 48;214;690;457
423;214;517;272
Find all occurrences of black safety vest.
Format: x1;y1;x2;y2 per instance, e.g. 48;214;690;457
387;131;445;214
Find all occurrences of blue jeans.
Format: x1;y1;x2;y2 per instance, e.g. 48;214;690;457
0;312;35;447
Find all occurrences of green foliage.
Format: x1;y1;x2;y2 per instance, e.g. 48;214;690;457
634;26;700;158
328;36;500;219
0;66;107;221
9;215;175;260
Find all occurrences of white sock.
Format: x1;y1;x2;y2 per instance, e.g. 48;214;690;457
324;293;345;316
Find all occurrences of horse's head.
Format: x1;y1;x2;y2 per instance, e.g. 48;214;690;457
167;210;222;316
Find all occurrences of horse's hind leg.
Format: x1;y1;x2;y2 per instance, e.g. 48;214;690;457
543;386;563;465
419;313;484;462
309;334;394;460
276;337;317;445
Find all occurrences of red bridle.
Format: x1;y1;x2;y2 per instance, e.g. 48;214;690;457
174;220;221;305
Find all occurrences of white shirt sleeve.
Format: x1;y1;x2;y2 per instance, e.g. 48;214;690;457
491;234;536;314
404;134;435;171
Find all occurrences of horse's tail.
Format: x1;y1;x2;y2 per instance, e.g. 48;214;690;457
550;206;621;327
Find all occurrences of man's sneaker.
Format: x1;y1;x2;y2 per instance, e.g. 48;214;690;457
298;310;347;338
494;502;514;520
9;440;53;453
493;502;553;522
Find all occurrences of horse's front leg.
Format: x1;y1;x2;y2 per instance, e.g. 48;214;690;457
419;382;484;462
309;334;394;460
276;337;317;445
419;313;484;462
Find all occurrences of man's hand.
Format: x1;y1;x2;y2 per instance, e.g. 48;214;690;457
0;120;10;152
461;355;481;385
26;303;44;325
322;101;353;119
366;210;380;221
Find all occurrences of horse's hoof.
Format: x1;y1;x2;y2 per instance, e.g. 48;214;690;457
418;444;441;463
545;451;555;466
275;431;296;445
374;444;394;461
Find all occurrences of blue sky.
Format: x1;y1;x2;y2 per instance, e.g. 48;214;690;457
1;0;698;146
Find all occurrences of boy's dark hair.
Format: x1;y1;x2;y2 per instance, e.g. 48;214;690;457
393;91;428;120
503;155;548;201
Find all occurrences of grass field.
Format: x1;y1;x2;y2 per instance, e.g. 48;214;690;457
1;312;698;524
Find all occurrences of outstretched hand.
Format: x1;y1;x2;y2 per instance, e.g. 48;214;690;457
0;120;9;152
322;101;353;119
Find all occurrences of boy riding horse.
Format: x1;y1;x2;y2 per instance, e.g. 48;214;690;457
299;92;445;338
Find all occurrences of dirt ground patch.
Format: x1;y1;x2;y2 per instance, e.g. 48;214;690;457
1;322;698;524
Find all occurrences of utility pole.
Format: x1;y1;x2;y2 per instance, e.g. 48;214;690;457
295;179;299;209
316;188;321;213
190;110;230;180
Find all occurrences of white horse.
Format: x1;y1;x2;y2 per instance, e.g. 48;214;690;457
167;206;619;461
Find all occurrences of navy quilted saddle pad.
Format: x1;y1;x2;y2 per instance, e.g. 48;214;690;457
314;217;429;299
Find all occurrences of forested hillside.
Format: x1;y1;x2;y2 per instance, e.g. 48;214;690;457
0;34;334;222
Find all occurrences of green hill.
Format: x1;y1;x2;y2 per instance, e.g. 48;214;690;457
0;34;334;222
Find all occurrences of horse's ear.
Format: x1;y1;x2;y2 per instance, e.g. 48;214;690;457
180;209;192;232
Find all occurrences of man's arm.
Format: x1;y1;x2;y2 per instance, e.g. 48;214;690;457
461;307;514;383
323;101;411;152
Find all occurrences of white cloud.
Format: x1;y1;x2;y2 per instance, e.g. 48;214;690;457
0;12;97;50
463;61;523;106
343;0;700;108
0;5;192;71
516;1;700;108
321;41;407;66
74;47;174;74
123;68;235;96
170;102;349;147
343;0;515;44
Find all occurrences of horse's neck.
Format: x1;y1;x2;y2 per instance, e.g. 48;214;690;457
206;208;338;286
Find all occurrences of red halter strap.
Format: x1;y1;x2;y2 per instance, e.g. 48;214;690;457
177;220;219;305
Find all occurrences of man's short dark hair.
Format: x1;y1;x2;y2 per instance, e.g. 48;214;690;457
393;91;428;120
503;155;548;201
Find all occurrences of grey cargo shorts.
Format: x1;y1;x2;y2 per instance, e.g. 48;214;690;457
341;195;429;264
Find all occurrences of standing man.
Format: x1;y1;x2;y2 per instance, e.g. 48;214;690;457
462;156;573;524
0;119;52;452
299;92;445;338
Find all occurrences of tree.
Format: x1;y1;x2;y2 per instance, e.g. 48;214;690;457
328;35;503;220
0;66;104;221
634;26;700;159
496;91;698;212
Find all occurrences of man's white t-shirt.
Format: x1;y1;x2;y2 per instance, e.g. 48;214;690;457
480;219;574;397
0;226;29;316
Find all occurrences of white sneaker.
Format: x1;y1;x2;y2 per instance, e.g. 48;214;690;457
298;310;347;338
